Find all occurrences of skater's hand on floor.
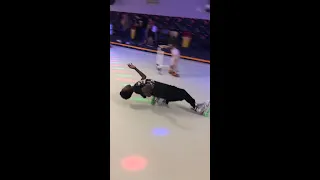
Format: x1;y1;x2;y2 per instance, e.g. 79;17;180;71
128;63;136;69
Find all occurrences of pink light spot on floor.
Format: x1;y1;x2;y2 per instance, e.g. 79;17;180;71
111;70;131;73
121;155;148;172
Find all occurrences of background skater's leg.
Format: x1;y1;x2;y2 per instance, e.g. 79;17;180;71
156;47;169;74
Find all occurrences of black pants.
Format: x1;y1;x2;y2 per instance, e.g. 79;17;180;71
139;28;146;42
121;28;130;42
148;32;157;46
166;88;196;108
152;82;196;108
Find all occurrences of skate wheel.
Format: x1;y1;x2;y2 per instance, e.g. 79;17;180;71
203;108;210;117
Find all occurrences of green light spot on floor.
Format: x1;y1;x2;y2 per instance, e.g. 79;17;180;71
131;97;150;103
116;74;132;78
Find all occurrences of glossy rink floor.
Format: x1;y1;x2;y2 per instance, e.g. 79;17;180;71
110;46;210;180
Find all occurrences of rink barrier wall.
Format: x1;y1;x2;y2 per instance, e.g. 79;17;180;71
110;11;210;62
110;42;210;64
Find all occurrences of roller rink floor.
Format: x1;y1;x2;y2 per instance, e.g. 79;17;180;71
110;46;210;180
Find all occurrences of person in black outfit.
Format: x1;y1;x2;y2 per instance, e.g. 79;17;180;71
117;14;131;44
119;63;210;114
137;17;148;44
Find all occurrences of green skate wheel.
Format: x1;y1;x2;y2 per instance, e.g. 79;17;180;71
204;108;210;117
150;96;156;105
131;97;150;103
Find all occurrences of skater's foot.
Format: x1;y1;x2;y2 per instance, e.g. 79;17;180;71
116;40;122;43
169;70;179;77
156;64;162;74
194;100;210;114
170;71;180;77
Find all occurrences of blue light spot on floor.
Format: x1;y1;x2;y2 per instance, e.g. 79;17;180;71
152;128;169;136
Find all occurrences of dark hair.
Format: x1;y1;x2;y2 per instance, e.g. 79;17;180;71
120;89;133;100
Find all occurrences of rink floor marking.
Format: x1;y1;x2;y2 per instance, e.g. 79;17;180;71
116;74;133;78
111;67;125;70
110;64;123;67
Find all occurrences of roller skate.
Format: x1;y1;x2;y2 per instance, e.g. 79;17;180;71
156;64;162;75
151;97;167;106
168;69;180;77
156;98;167;106
193;100;210;116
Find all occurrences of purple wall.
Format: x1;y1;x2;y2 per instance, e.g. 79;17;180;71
110;0;210;20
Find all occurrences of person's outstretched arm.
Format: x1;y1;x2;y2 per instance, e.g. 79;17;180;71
128;63;146;80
